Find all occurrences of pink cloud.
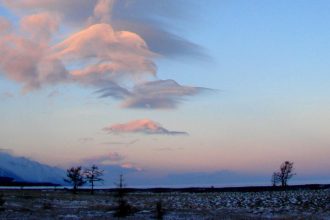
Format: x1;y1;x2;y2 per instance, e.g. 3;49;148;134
0;0;209;108
103;119;188;135
120;162;142;171
0;13;66;91
88;0;114;24
0;33;68;91
52;23;156;83
2;0;205;57
20;12;59;43
0;21;155;92
0;16;11;35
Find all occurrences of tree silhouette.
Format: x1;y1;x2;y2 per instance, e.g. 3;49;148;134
64;166;85;194
115;174;125;198
273;161;295;187
84;164;104;194
271;172;280;187
113;174;136;217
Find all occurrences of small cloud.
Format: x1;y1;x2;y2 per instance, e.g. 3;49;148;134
78;137;94;143
155;147;176;151
97;79;210;109
100;139;139;146
154;147;185;151
107;152;124;161
103;119;188;136
154;147;174;151
47;90;60;98
120;162;143;171
81;152;124;165
1;92;14;99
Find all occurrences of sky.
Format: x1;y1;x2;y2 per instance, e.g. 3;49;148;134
0;0;330;186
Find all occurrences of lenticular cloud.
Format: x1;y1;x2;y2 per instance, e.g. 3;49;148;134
103;119;188;136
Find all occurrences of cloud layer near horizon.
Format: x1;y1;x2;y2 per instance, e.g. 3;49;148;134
0;0;207;109
79;151;142;171
81;152;124;165
103;119;188;135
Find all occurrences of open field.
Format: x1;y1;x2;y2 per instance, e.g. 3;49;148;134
0;188;329;219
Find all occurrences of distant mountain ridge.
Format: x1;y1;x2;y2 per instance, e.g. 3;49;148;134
0;167;23;181
0;151;65;185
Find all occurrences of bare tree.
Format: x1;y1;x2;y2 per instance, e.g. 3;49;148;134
64;166;85;194
84;164;104;194
113;174;136;217
271;172;281;186
273;161;295;187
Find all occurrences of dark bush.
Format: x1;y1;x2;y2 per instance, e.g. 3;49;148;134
155;200;165;219
42;201;53;210
114;199;136;217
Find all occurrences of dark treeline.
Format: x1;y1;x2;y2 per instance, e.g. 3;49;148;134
1;160;327;192
61;184;328;193
1;184;329;194
1;184;328;193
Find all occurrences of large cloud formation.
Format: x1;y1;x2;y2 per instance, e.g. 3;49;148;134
103;119;188;135
0;0;208;108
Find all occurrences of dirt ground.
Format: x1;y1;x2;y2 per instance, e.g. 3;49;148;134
0;189;329;219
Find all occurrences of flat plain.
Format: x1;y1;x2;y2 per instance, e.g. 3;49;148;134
0;188;329;219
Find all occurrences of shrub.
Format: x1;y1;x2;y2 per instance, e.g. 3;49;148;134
42;201;53;210
155;200;165;219
114;199;136;217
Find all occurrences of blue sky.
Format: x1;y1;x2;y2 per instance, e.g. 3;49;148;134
0;0;330;186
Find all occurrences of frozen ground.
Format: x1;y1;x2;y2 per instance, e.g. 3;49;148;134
0;188;329;219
